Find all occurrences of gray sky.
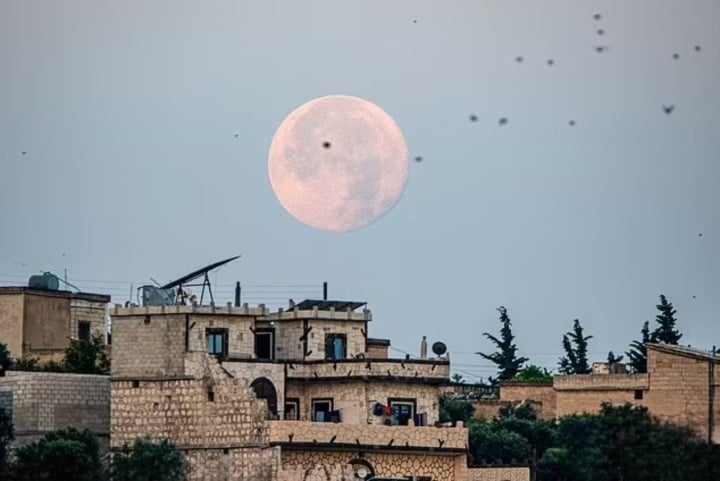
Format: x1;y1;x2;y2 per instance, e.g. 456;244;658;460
1;0;719;381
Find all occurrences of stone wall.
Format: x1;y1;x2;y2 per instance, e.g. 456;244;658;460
644;347;714;441
275;321;305;360
222;360;286;418
186;315;255;357
286;359;450;381
285;380;441;425
0;371;110;449
279;449;459;481
305;320;366;361
70;298;107;341
185;446;280;481
500;382;556;420
22;293;70;354
267;420;467;450
466;466;530;481
0;293;24;358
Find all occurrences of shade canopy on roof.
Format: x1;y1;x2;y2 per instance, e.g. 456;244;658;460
292;299;367;311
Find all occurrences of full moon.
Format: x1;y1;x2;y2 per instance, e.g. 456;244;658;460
267;95;410;232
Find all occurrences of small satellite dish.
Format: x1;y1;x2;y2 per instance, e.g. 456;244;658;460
432;341;447;356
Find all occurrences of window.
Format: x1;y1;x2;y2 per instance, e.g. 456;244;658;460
255;328;275;360
311;398;333;422
78;321;91;341
285;398;300;420
207;390;215;402
325;334;347;360
388;398;416;426
206;328;228;356
634;389;644;400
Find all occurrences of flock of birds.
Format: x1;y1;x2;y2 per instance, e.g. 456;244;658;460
410;12;703;163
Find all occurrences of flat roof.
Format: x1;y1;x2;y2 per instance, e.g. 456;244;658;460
0;286;110;303
292;299;367;311
648;342;720;362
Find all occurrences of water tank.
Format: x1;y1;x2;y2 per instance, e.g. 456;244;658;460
28;272;60;291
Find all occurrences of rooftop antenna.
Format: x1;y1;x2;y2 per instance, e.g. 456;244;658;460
161;255;241;306
8;256;81;293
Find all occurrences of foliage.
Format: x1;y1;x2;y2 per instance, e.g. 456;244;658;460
468;420;532;465
606;351;623;364
439;395;475;425
476;306;529;383
11;335;109;375
9;428;104;481
0;343;12;377
451;373;465;383
626;321;651;373
112;438;189;481
558;319;592;374
64;334;110;374
499;402;538;421
651;294;682;345
0;407;14;479
512;364;553;383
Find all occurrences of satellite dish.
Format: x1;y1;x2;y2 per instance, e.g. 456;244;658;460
432;341;447;356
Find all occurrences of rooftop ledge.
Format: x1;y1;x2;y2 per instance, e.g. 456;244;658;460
266;420;467;452
554;373;649;391
282;359;450;382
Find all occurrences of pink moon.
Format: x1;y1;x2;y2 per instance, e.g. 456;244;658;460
267;95;410;233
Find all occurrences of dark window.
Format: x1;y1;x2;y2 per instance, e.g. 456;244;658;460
255;329;275;360
285;398;300;420
325;334;347;360
78;321;91;341
634;389;644;400
206;328;228;356
311;398;333;422
207;390;214;402
251;377;278;419
132;380;140;388
388;398;416;426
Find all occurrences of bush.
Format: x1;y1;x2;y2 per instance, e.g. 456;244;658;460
112;438;188;481
0;407;13;479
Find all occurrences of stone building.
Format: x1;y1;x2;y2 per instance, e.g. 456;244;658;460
0;285;109;362
109;299;529;481
495;343;720;443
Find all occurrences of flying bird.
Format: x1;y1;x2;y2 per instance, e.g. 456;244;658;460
673;53;680;60
21;151;26;155
234;134;239;138
694;45;702;52
469;114;478;122
414;156;423;162
515;56;524;63
568;120;576;127
322;141;331;149
547;59;555;66
698;233;703;237
594;46;609;53
498;118;508;126
662;105;675;115
597;29;605;36
593;13;602;20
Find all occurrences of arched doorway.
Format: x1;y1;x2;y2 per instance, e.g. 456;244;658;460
250;377;278;419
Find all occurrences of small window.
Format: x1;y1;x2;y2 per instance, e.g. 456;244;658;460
206;328;228;357
132;380;140;388
255;329;275;360
207;390;215;402
325;334;347;360
78;321;91;341
285;398;300;420
388;398;416;426
634;389;644;400
311;398;333;423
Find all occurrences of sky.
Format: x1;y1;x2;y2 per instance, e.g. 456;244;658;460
1;0;719;382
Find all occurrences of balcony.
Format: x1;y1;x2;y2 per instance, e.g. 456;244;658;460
285;359;450;383
267;420;466;453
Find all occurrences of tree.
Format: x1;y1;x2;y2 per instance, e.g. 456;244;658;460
451;373;465;384
476;306;529;383
512;364;553;383
606;351;623;364
651;294;682;345
0;407;13;479
0;343;12;377
10;428;105;481
112;438;189;481
63;334;110;374
626;321;650;373
558;319;592;375
469;420;532;465
439;395;475;425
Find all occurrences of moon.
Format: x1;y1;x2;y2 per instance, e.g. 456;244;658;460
267;95;410;232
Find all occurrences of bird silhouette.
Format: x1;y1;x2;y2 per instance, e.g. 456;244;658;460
569;120;576;127
234;134;239;138
673;53;680;60
469;114;478;122
515;56;524;63
597;29;605;36
498;118;508;126
694;45;702;52
414;156;423;162
594;46;609;53
547;59;555;66
322;141;331;148
593;13;602;20
662;105;675;115
699;233;703;237
21;151;26;155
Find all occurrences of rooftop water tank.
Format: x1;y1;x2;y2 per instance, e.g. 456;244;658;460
28;272;60;291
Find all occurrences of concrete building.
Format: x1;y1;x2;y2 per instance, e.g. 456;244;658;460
0;286;110;362
109;300;529;481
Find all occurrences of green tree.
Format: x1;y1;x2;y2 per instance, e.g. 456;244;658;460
439;395;475;425
512;364;553;383
469;420;532;465
0;343;12;377
476;306;529;383
651;294;682;345
451;373;465;384
606;351;623;364
10;428;105;481
558;319;592;374
0;407;14;479
63;334;109;375
626;321;651;373
112;438;188;481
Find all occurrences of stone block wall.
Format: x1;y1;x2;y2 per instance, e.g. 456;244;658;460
500;382;556;420
187;315;255;357
185;445;280;481
70;298;107;341
275;322;304;360
0;371;110;449
305;320;366;361
645;347;712;440
286;359;450;381
556;390;642;417
222;360;286;418
285;380;441;425
0;293;24;358
267;420;467;450
466;466;530;481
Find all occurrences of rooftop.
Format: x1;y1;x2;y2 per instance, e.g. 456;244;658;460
291;299;367;311
647;342;720;363
0;286;111;303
